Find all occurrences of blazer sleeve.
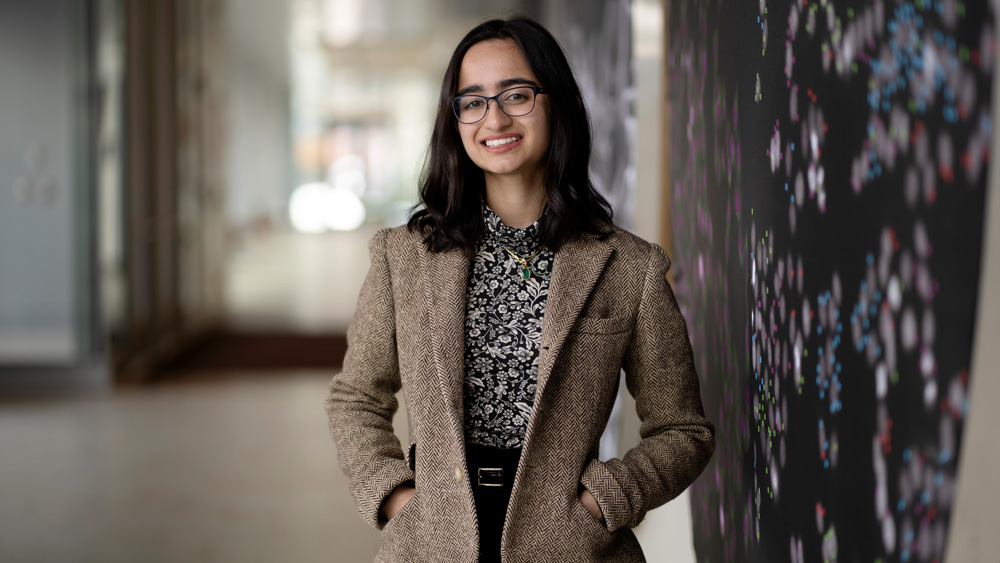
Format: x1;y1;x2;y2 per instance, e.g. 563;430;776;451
325;229;414;529
579;242;715;532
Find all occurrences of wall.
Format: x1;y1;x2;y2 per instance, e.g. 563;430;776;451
945;83;1000;561
544;0;636;230
667;0;996;561
222;0;291;232
0;0;85;364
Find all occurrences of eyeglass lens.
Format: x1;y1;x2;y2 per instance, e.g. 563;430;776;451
453;87;537;124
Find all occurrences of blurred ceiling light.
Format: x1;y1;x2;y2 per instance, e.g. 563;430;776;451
322;0;363;46
328;154;368;195
289;182;367;233
289;182;332;234
324;187;367;231
334;168;366;194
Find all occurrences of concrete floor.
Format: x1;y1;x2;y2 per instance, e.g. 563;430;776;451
0;370;404;563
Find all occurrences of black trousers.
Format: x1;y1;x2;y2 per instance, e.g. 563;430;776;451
465;443;523;563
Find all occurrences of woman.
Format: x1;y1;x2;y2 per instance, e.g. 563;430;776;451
326;16;714;563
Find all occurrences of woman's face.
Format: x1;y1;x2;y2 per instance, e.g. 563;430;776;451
455;39;552;185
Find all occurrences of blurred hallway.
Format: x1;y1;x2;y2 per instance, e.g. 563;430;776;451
225;228;378;334
0;370;407;562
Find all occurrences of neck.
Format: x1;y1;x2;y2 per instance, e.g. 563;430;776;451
484;174;546;229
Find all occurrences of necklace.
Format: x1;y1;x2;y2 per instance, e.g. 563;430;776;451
504;247;543;280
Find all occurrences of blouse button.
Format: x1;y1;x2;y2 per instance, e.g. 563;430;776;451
454;466;463;482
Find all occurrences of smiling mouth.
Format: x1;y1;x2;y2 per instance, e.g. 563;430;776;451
483;136;522;148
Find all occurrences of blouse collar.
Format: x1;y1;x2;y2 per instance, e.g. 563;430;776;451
482;202;542;253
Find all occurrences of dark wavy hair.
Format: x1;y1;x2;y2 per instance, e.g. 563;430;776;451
408;16;613;253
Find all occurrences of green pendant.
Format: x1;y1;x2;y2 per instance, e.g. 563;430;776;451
521;268;531;280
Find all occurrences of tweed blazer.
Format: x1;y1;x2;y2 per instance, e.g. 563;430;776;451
326;223;714;562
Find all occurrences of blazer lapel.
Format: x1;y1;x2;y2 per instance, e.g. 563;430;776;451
420;244;471;437
534;233;613;405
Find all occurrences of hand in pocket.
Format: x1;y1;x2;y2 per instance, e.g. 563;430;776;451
579;488;605;524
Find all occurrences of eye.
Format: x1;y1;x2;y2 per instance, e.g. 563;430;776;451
502;90;529;104
461;98;484;110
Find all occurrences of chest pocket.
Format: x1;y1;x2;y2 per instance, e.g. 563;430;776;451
571;314;631;335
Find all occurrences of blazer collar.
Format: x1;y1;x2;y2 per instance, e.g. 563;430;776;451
419;230;614;445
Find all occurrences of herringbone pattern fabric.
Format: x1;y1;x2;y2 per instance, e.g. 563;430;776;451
326;225;714;562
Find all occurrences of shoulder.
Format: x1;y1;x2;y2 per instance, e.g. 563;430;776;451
599;224;672;274
368;224;426;261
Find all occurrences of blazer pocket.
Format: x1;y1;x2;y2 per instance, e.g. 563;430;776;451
382;490;419;537
570;494;611;540
571;315;631;335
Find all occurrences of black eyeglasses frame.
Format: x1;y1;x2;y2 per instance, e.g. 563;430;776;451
452;86;546;124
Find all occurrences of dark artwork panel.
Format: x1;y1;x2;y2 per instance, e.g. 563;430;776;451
547;0;636;228
668;1;994;561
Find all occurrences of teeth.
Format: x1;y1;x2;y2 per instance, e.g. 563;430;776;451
484;136;521;148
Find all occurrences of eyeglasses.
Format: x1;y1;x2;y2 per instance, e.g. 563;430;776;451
452;86;546;124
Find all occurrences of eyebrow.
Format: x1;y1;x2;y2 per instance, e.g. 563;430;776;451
456;77;540;97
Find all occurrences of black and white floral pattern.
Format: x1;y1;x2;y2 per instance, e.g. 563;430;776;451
463;205;553;449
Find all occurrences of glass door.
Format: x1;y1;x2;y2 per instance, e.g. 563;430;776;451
0;0;100;367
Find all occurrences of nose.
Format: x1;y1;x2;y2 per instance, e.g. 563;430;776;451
482;99;513;129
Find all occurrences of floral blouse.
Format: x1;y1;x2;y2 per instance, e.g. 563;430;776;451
463;205;554;449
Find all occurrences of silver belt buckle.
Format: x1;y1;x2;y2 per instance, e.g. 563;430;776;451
477;467;504;487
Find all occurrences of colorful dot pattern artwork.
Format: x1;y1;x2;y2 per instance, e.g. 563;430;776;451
669;1;992;561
